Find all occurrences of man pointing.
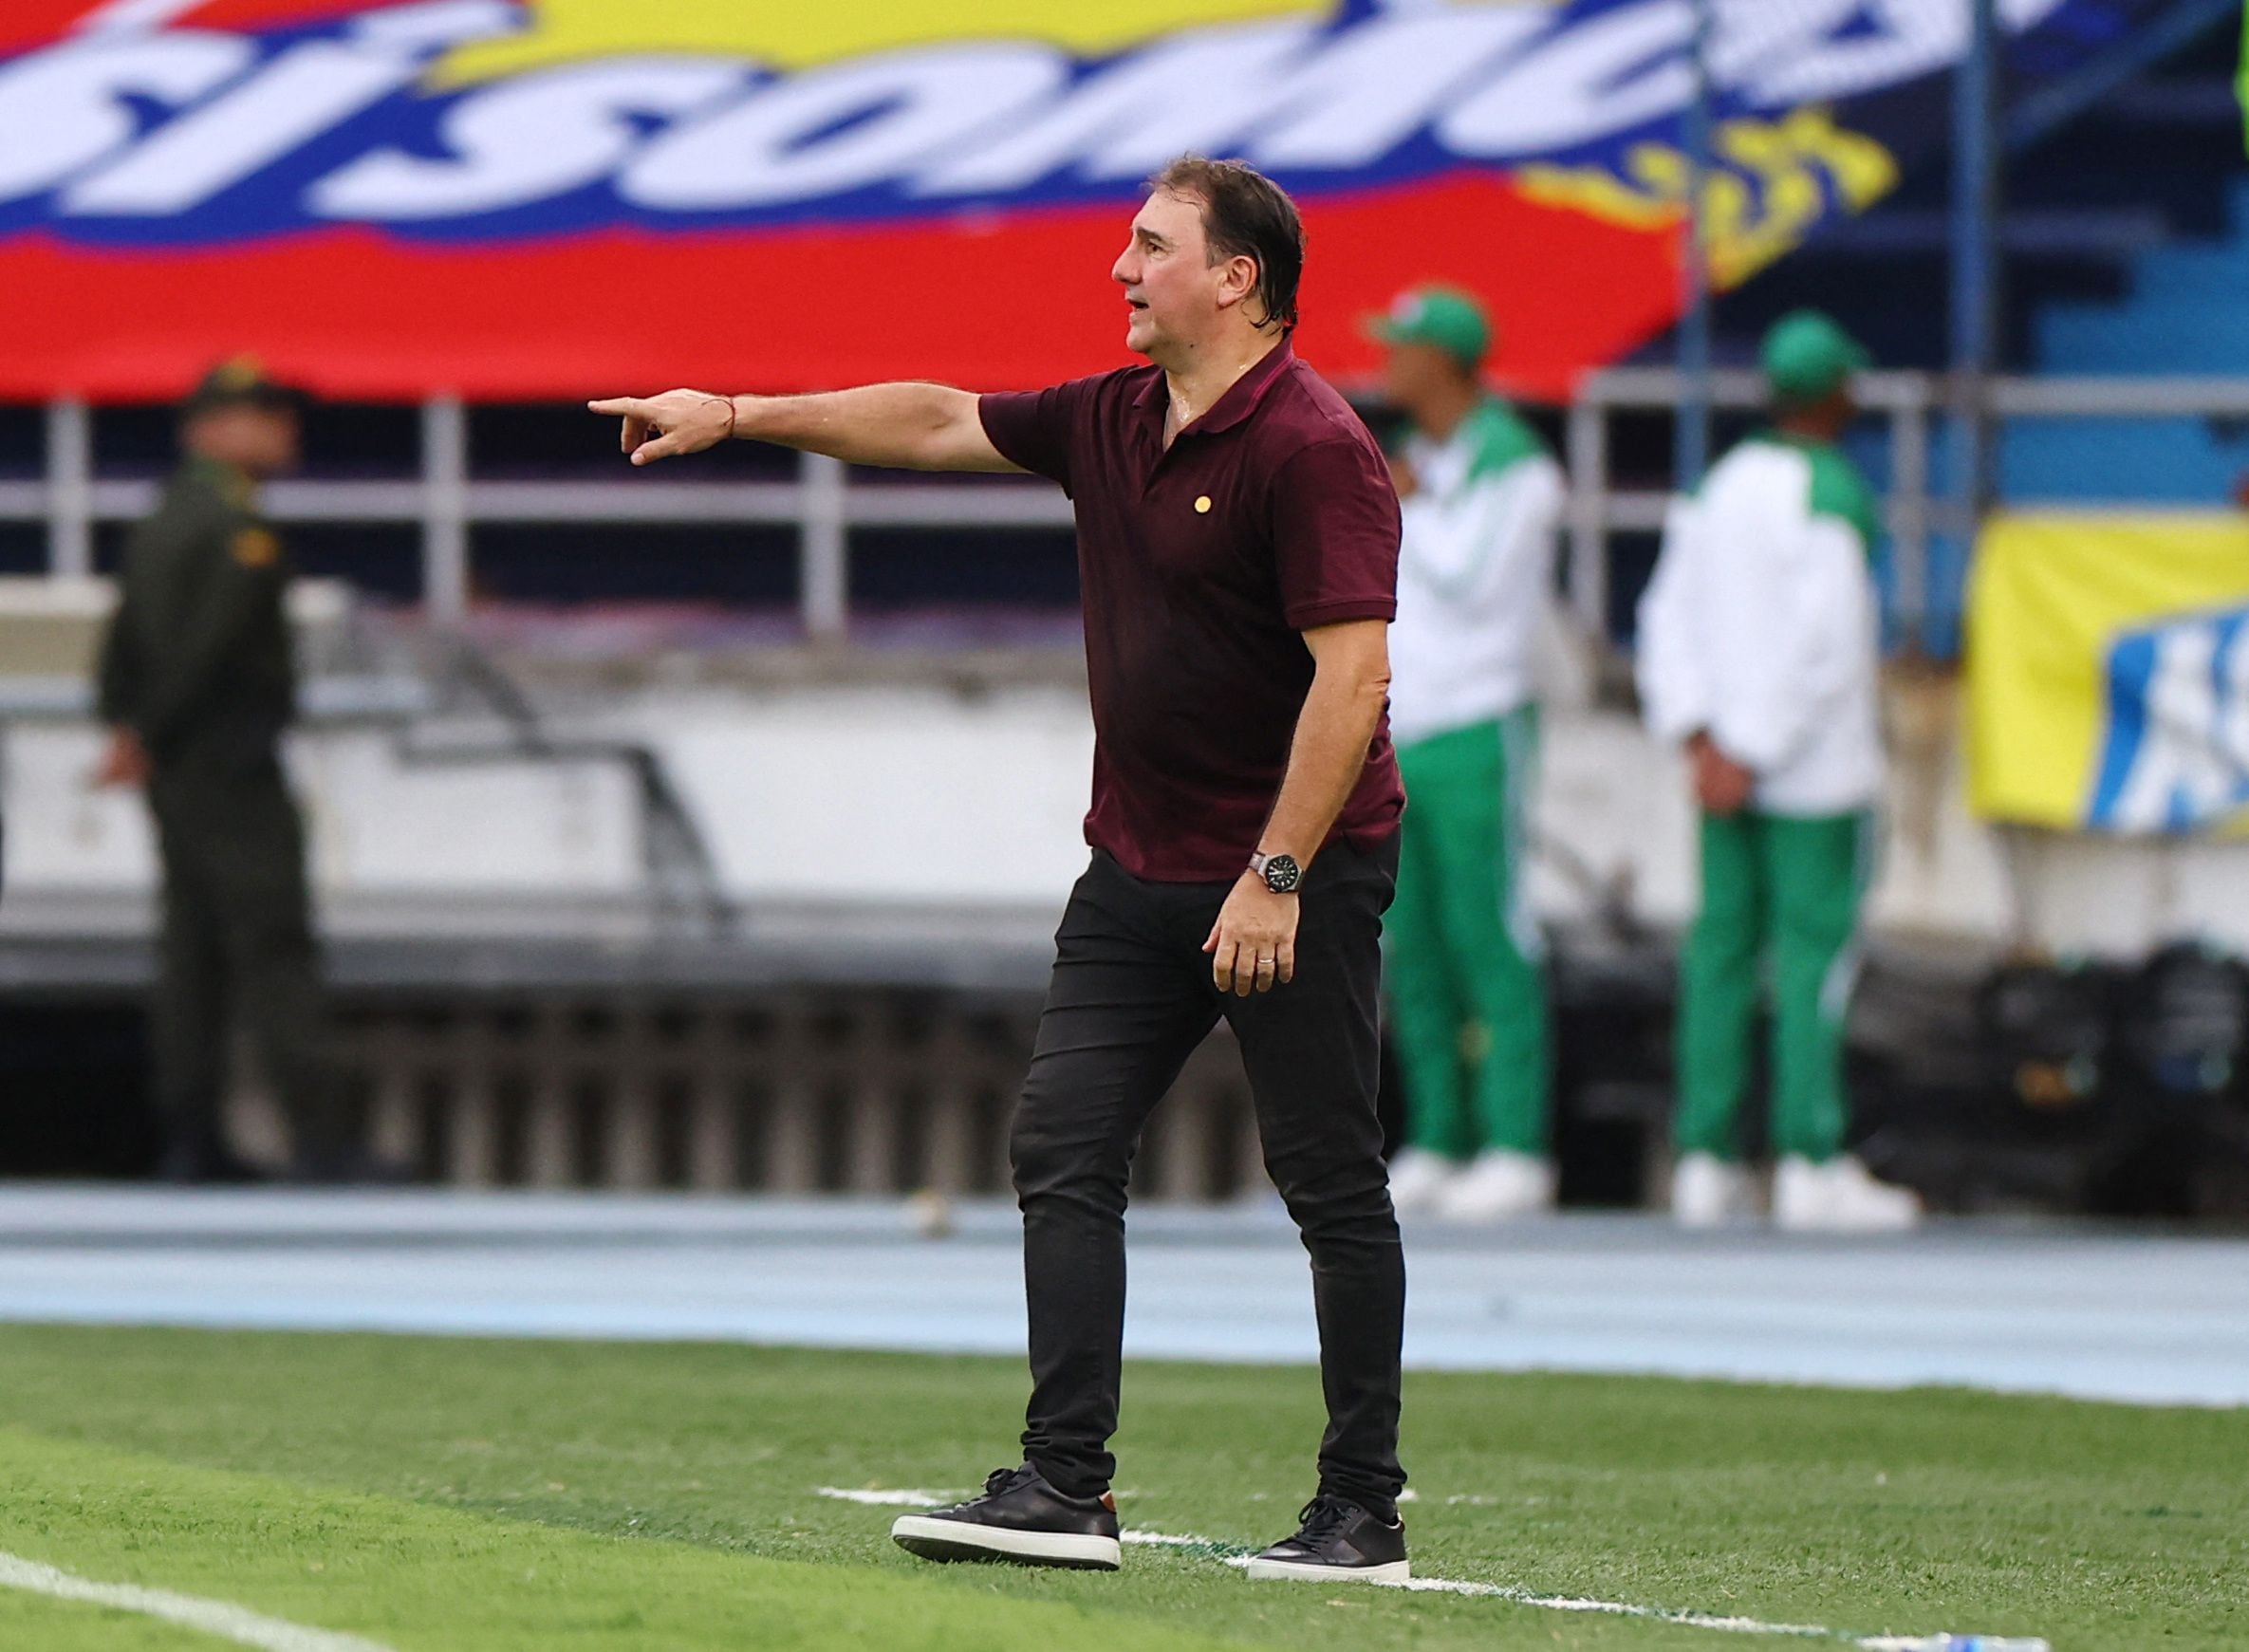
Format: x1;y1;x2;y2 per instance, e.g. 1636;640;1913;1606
592;157;1411;1583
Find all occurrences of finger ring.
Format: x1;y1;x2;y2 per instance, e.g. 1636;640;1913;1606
1255;955;1275;971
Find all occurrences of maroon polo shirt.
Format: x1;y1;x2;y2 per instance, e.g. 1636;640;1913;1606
979;336;1404;883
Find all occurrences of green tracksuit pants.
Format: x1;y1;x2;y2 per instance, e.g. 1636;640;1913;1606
1384;709;1550;1159
1675;808;1872;1163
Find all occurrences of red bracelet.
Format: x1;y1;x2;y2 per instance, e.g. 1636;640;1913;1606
706;394;735;440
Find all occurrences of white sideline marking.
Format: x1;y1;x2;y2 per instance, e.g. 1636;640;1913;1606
0;1551;394;1652
827;1489;2048;1651
816;1486;965;1507
817;1485;1140;1507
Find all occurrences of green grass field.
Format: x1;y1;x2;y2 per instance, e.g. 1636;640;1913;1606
0;1326;2240;1650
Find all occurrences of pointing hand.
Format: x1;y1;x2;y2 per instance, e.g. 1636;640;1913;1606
586;389;736;466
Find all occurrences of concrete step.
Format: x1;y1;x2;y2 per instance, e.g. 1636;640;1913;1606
1998;417;2249;504
2128;242;2249;304
2037;305;2249;373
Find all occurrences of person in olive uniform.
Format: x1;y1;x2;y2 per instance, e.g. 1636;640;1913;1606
93;357;378;1183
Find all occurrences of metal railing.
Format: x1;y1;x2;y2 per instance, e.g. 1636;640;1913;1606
9;376;2249;641
1571;368;1939;639
0;399;1074;634
1570;369;2249;645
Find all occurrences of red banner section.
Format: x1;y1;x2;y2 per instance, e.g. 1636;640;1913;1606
0;0;2165;403
0;174;1678;404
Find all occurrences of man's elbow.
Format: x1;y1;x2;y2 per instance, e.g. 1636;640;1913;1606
1306;622;1391;708
1326;657;1390;716
916;390;991;472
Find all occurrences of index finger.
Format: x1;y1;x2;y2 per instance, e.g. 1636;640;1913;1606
587;398;652;455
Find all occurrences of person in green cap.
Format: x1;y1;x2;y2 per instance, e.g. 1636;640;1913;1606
1366;285;1565;1221
93;356;396;1185
1636;310;1920;1232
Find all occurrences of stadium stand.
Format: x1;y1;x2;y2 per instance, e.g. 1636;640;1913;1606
4;1;2248;1216
2006;173;2249;501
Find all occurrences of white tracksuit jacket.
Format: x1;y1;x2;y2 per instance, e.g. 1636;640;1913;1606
1386;399;1565;750
1634;432;1884;817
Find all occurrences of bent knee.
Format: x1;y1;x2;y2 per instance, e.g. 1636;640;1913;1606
1009;1114;1132;1206
1266;1159;1397;1236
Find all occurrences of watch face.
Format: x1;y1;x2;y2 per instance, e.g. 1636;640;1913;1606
1262;854;1301;894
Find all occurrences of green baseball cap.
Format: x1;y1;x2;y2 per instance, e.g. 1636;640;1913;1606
1759;310;1869;405
181;353;311;417
1365;285;1492;369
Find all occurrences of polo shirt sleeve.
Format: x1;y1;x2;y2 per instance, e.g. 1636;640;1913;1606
1271;436;1402;629
978;375;1098;493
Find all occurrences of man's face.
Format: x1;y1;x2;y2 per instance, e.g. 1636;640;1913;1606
1789;384;1857;437
189;404;302;477
1111;188;1233;360
1380;340;1459;414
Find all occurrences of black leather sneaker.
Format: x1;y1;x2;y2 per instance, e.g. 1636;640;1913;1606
1244;1494;1409;1583
890;1464;1121;1570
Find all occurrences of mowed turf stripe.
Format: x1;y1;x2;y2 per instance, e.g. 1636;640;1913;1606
0;1587;251;1651
6;1329;2240;1649
1127;1531;2052;1651
0;1430;1248;1652
0;1550;395;1652
816;1490;2050;1652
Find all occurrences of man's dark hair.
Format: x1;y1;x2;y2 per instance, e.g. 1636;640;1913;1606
1147;156;1304;332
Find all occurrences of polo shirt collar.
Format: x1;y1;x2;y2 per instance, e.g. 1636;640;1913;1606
1129;332;1297;436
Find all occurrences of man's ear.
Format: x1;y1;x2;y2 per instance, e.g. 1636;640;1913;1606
1215;253;1259;313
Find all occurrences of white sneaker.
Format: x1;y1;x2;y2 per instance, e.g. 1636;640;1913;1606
1670;1152;1757;1229
1773;1155;1923;1233
1434;1149;1555;1221
1385;1148;1459;1216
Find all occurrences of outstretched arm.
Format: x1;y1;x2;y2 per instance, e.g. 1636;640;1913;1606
587;384;1025;473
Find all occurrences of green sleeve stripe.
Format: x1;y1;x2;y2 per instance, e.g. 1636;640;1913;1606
1461;398;1550;485
1802;442;1881;562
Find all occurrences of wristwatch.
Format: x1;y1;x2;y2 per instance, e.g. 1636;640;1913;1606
1249;851;1301;895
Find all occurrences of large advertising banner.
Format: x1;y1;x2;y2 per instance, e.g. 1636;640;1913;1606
1968;513;2249;835
0;0;2169;402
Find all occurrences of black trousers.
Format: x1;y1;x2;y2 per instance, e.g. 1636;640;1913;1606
148;761;340;1159
1011;835;1405;1518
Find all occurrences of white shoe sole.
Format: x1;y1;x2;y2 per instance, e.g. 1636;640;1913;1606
1436;1198;1554;1223
1243;1556;1410;1584
889;1514;1121;1570
1775;1211;1921;1234
1673;1205;1756;1230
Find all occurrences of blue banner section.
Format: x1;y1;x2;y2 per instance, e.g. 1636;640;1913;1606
2091;605;2249;832
1970;513;2249;834
0;0;2174;247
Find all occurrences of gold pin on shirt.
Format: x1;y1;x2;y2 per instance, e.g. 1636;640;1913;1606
1195;495;1212;513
